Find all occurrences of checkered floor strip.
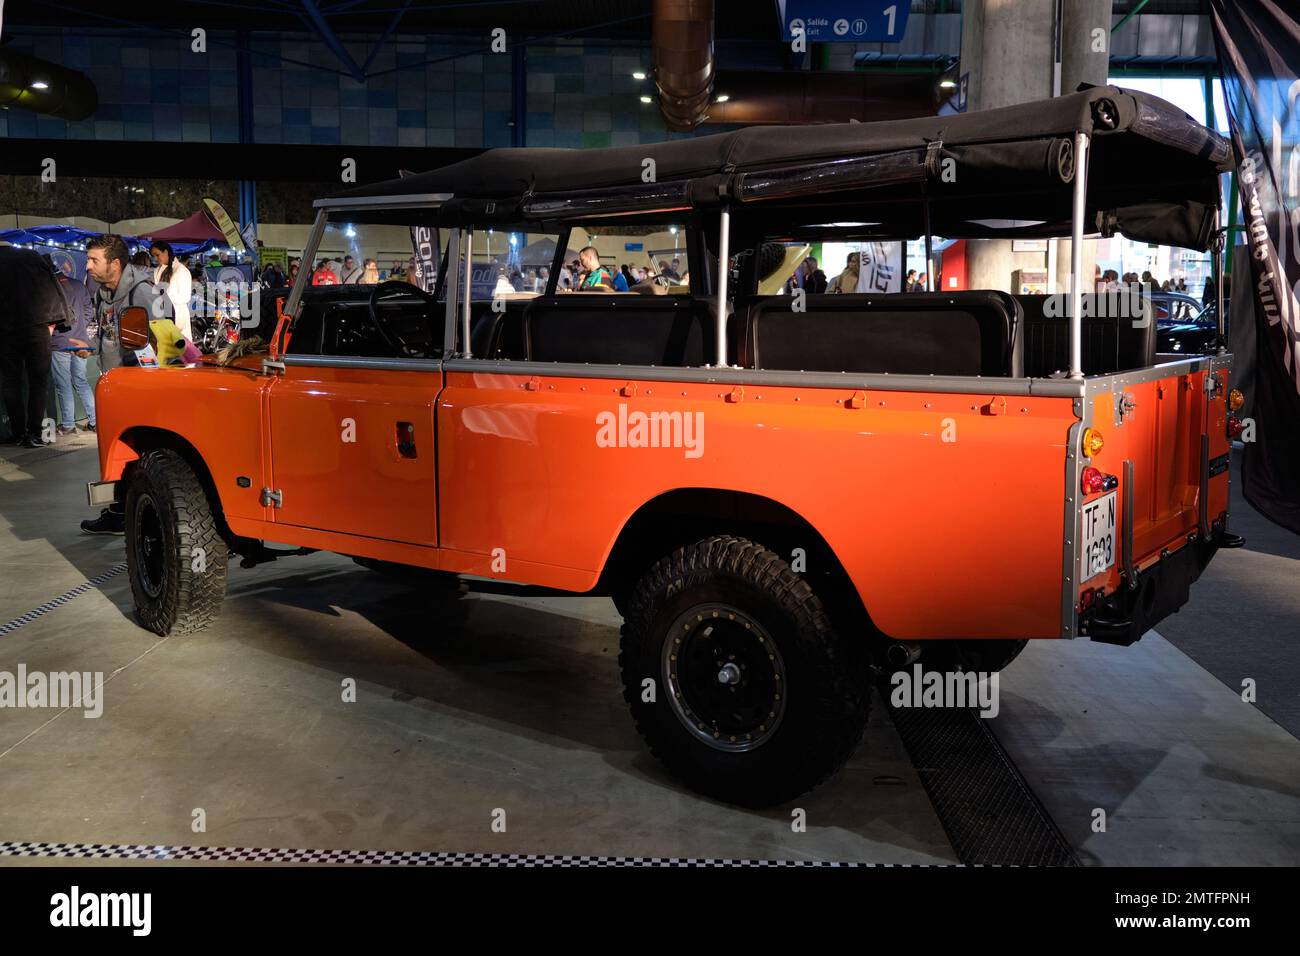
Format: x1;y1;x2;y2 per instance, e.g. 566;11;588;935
0;564;127;639
0;840;938;867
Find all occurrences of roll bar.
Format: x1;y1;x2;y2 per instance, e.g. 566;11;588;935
1068;130;1091;380
715;205;731;367
291;127;1108;378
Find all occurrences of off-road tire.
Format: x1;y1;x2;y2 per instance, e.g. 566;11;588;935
619;535;869;807
125;449;228;635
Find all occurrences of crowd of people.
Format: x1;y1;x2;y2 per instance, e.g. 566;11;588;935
1095;267;1199;296
0;236;172;453
293;246;691;296
3;235;1220;451
781;254;933;294
480;250;685;294
0;234;234;532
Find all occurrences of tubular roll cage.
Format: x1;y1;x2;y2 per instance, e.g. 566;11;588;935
280;128;1229;377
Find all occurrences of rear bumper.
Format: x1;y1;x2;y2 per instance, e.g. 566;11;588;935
1081;532;1223;646
86;480;118;507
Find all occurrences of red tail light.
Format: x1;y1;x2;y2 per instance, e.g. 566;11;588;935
1082;466;1119;495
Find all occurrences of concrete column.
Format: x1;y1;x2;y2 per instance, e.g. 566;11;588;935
957;0;1111;294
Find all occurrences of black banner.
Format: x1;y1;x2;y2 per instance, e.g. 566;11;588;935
1212;0;1300;535
0;863;1284;941
409;225;440;294
397;169;440;295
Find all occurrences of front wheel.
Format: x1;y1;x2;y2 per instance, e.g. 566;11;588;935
125;449;228;635
619;535;868;807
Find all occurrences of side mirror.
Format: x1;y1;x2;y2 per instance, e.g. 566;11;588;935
119;305;150;350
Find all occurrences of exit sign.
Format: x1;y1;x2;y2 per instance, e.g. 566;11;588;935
776;1;910;43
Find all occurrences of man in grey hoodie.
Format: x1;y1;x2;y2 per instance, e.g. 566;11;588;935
80;234;172;534
85;234;171;373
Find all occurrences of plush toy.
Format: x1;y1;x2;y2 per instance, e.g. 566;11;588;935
147;318;203;366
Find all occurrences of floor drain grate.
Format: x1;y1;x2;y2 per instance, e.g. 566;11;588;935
888;700;1078;866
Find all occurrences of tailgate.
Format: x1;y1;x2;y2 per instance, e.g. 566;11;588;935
1069;355;1232;620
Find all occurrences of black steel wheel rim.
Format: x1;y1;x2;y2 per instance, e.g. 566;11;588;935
133;494;166;600
662;603;788;753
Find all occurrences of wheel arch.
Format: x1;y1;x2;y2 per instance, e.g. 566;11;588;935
597;487;873;634
109;427;232;541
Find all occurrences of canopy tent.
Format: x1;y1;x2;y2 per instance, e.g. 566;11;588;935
158;236;225;256
332;86;1233;251
517;235;579;267
0;222;221;257
142;210;227;254
0;224;135;248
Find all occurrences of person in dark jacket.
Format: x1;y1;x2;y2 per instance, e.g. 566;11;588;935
804;257;828;295
0;247;70;446
47;259;97;436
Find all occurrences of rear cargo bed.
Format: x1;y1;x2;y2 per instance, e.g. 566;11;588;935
1067;354;1233;642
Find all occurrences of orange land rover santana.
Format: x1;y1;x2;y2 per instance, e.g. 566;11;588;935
90;87;1244;806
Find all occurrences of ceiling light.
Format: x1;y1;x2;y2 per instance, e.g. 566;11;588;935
632;71;646;80
715;94;730;103
639;95;652;104
938;80;957;89
29;79;50;90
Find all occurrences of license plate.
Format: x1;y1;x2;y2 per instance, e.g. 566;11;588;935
1080;490;1118;581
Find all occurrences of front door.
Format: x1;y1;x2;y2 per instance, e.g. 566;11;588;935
267;287;445;546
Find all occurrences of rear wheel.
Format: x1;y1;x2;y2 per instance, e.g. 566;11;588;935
619;535;868;807
125;449;228;635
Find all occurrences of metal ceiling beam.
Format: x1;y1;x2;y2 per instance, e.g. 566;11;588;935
299;0;368;83
360;0;413;75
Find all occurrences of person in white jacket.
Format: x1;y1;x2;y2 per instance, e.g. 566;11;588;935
150;240;192;340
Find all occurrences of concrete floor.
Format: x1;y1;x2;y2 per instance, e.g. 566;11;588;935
0;438;1296;865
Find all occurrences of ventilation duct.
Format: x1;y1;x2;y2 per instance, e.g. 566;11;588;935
707;71;938;125
653;0;715;131
651;2;938;128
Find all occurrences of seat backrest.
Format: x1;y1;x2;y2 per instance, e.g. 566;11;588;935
1016;293;1156;377
732;292;1023;377
469;304;496;358
523;295;713;366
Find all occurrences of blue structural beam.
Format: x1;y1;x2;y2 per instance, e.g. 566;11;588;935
360;0;413;76
299;0;368;83
236;29;258;238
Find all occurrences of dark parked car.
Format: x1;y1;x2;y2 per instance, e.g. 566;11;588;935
1150;290;1204;321
1152;292;1218;355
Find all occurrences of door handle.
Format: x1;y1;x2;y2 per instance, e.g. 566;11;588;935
396;421;417;458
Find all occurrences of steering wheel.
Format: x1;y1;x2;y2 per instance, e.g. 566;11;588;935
367;280;439;357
